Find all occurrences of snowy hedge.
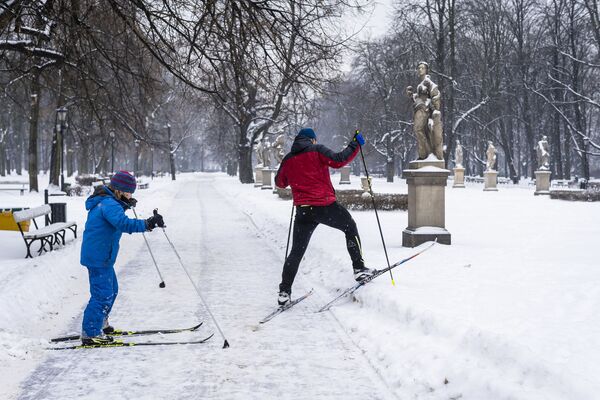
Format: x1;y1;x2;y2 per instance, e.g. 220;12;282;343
276;188;408;210
550;189;600;202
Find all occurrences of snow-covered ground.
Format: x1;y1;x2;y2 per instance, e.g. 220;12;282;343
1;172;598;399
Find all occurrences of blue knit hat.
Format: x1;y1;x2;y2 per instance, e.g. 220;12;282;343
110;170;137;193
297;128;316;139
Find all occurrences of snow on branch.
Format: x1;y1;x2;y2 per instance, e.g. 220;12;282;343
527;83;600;156
0;40;64;61
547;73;600;109
557;49;600;69
453;96;490;133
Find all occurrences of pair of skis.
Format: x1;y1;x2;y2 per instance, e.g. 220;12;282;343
48;322;213;350
259;241;436;324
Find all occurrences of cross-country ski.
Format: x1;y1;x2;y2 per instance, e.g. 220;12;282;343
50;322;203;343
317;241;437;312
48;334;214;350
259;289;314;324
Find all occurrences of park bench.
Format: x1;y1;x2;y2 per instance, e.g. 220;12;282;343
12;205;77;258
0;183;28;195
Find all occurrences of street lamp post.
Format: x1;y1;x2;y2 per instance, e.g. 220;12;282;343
110;131;115;173
57;107;67;191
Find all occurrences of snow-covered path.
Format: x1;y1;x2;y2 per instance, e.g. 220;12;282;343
17;175;394;400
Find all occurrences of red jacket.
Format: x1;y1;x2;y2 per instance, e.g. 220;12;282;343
275;136;360;206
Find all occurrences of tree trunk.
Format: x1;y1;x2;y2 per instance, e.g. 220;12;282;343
28;73;40;192
238;126;254;183
386;135;394;182
238;145;253;183
167;125;176;180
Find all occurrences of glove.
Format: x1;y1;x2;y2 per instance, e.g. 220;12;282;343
145;209;165;231
354;130;365;146
125;197;138;208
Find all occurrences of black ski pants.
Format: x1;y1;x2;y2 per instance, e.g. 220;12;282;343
279;202;365;294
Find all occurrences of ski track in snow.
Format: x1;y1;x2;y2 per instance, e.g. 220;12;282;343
16;175;396;400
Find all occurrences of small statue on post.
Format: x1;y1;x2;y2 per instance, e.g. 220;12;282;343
483;141;498;191
536;135;550;170
455;139;463;168
406;61;444;160
486;141;497;171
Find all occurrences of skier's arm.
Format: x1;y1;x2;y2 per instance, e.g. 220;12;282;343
102;200;147;234
316;139;359;169
275;161;288;188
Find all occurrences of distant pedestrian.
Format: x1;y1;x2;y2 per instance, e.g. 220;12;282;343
274;128;374;305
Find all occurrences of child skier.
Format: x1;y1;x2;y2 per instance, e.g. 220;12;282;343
80;170;165;345
274;128;374;306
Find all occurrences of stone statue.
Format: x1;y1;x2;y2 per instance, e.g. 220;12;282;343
254;140;264;167
486;141;497;171
455;139;463;168
537;135;550;170
272;134;285;165
406;61;444;160
262;137;272;168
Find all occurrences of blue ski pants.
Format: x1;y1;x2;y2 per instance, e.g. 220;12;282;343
82;266;118;337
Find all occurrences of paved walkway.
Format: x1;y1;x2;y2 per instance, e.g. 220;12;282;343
18;175;394;400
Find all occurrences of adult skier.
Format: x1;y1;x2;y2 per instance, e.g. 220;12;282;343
274;128;373;306
80;170;165;345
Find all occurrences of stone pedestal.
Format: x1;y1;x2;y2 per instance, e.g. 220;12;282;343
254;166;263;187
402;160;451;247
483;170;498;191
339;166;351;184
261;168;273;190
453;167;465;188
360;177;372;192
534;170;551;195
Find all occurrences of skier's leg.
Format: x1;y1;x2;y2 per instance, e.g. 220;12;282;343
82;267;117;338
316;202;365;269
279;206;318;295
103;266;118;332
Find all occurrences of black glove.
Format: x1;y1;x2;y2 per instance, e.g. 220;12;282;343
124;197;138;208
145;209;165;231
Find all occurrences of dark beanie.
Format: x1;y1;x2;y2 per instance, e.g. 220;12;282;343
297;128;316;139
110;170;137;193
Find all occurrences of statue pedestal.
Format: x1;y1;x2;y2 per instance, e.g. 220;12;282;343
254;166;263;187
534;170;551;195
483;170;498;191
360;177;372;193
453;167;465;188
339;166;351;184
261;168;273;190
402;161;451;247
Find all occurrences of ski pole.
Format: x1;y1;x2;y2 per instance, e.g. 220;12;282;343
159;222;230;349
355;129;395;286
132;207;166;288
284;202;295;260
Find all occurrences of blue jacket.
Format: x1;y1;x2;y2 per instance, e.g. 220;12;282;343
80;186;147;268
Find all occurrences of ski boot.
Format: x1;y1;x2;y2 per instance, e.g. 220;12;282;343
102;318;115;334
81;334;117;346
353;266;375;282
278;290;291;306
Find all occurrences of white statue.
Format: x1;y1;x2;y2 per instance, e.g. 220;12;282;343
262;137;272;168
537;136;550;170
455;139;463;168
486;141;497;171
272;134;285;165
254;140;264;167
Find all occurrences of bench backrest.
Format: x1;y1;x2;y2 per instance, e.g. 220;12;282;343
13;204;51;223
